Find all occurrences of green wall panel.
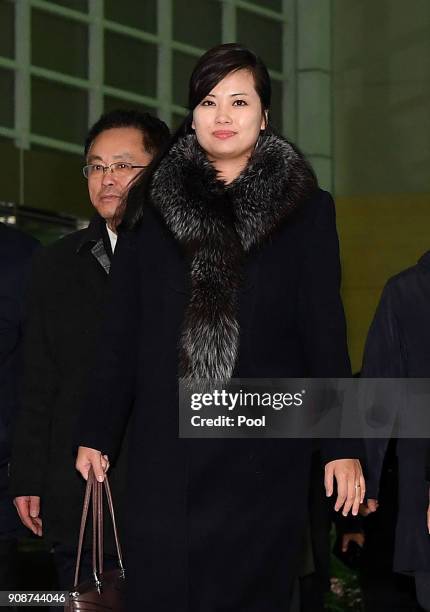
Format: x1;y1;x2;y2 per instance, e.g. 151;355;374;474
32;8;89;78
0;138;20;204
0;68;14;128
173;0;221;49
31;77;88;145
105;0;157;33
24;146;91;218
0;0;15;58
333;0;430;370
105;32;157;97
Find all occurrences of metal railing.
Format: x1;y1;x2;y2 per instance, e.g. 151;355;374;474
0;200;87;231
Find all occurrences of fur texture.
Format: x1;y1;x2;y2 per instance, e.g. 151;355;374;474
150;132;317;381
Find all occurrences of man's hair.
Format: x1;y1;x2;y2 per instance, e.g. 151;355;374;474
84;109;170;157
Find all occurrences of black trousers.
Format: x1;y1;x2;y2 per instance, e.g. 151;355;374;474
0;538;18;590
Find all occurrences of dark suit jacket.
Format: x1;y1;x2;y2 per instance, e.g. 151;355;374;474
0;223;39;533
10;215;127;551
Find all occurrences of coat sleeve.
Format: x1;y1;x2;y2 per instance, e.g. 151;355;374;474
75;231;140;461
361;281;404;499
9;250;57;497
0;238;39;475
297;190;362;464
0;261;25;467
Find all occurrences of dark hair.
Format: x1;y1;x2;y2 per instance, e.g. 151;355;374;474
121;44;272;229
190;43;270;125
84;109;170;157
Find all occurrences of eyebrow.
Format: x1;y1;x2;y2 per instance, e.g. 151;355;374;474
206;92;250;98
87;152;135;163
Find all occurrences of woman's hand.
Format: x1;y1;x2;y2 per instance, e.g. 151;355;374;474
325;458;365;516
76;446;110;482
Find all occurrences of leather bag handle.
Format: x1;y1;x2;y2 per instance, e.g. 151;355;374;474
97;477;103;575
103;474;124;572
91;473;100;588
73;470;93;588
73;468;124;589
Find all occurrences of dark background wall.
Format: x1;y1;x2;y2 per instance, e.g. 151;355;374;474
333;0;430;368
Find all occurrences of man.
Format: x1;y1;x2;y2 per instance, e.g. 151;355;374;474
10;109;170;590
0;223;39;588
362;251;430;611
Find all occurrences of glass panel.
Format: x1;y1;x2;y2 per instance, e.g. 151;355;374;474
171;113;188;132
104;95;156;115
48;0;88;12
244;0;282;12
270;78;283;134
31;77;88;145
237;9;283;72
172;52;197;107
31;9;88;78
0;68;14;128
105;32;157;97
0;0;15;58
0;138;20;204
24;147;91;219
173;0;221;49
105;0;157;34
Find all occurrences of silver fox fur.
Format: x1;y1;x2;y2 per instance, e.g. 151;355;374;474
150;132;317;381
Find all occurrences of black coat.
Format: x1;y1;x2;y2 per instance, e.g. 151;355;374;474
0;223;39;534
78;134;359;611
362;251;430;573
10;215;127;551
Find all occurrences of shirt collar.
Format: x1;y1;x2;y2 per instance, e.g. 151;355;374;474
106;224;118;252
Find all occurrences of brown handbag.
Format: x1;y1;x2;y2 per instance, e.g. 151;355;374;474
65;469;125;611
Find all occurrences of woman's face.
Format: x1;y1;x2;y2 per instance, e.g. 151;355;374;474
192;69;267;163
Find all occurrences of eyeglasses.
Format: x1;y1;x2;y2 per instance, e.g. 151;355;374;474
82;162;147;179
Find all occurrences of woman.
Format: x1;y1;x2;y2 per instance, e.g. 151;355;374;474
76;44;364;611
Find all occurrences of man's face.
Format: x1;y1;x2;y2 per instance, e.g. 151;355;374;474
86;127;153;225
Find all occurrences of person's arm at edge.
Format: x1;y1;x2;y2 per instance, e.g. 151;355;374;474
360;280;403;506
9;247;50;536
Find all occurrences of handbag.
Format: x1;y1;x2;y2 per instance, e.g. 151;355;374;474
65;468;125;611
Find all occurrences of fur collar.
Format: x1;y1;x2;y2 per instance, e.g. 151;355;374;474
150;132;317;381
